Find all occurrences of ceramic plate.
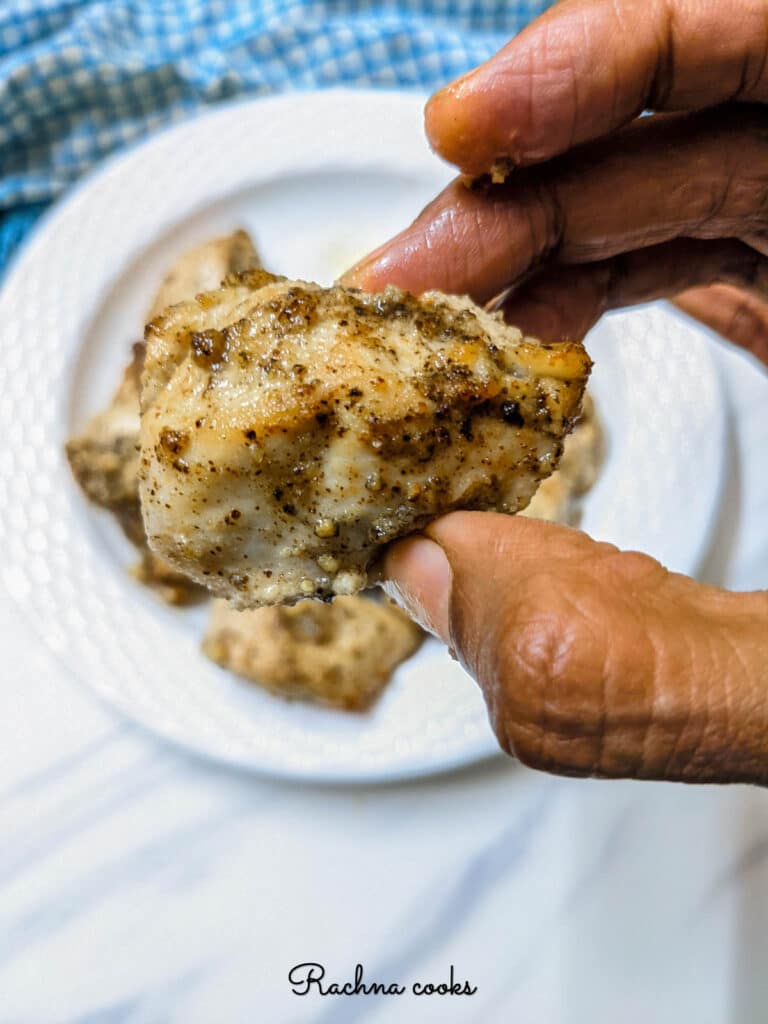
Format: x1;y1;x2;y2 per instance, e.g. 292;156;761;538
0;91;726;780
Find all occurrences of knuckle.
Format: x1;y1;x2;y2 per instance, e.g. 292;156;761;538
535;183;568;258
733;178;768;234
483;581;612;776
467;540;676;779
726;297;768;352
729;110;768;227
686;108;768;235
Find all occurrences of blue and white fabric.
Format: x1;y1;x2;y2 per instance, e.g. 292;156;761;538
0;0;553;270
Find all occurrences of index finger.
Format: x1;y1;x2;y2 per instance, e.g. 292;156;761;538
426;0;768;176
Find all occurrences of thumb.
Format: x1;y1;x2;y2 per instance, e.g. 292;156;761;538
383;512;768;784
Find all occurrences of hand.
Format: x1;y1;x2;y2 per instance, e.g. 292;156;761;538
343;0;768;783
344;0;768;361
384;516;768;783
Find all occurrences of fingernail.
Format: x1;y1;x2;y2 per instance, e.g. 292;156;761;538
382;536;451;641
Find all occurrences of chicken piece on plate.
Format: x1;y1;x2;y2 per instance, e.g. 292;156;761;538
66;230;260;602
139;271;591;607
146;230;260;320
66;341;145;541
521;392;603;525
203;594;422;709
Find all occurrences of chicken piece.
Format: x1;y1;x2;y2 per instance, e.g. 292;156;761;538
556;391;604;497
66;230;260;602
146;230;259;320
203;595;422;709
67;341;145;539
521;392;603;525
66;342;198;603
139;272;591;607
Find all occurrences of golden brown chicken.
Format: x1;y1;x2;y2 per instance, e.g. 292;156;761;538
139;271;591;607
521;392;603;525
145;230;260;320
66;230;261;602
203;595;422;709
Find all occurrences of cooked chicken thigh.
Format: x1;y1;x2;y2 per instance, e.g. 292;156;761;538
67;341;144;539
521;392;603;525
66;230;260;602
204;594;422;709
146;230;259;320
140;271;590;607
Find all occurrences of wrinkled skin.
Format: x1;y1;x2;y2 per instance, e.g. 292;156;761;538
344;0;768;784
385;518;768;783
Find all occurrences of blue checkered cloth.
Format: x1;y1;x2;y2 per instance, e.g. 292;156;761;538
0;0;553;272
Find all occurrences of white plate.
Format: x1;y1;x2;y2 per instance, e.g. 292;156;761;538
0;90;726;781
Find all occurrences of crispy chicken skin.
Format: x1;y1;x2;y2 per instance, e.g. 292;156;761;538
66;230;260;603
139;271;591;607
203;595;422;709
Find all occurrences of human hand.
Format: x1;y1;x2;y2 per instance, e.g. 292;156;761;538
384;515;768;783
344;0;768;361
344;0;768;782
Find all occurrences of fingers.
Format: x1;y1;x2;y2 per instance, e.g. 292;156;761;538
675;283;768;363
425;0;768;175
384;513;768;783
344;106;768;303
383;535;451;639
498;239;768;349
